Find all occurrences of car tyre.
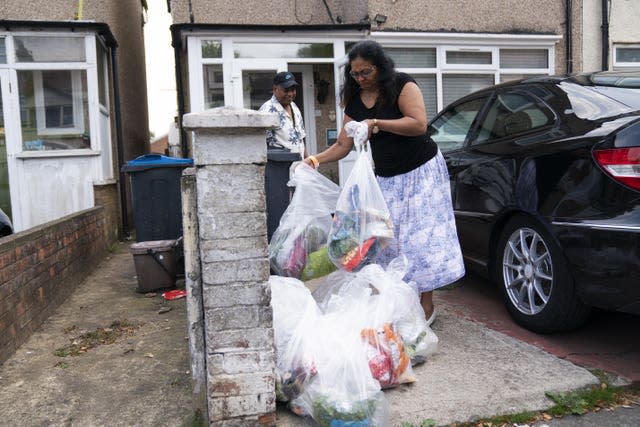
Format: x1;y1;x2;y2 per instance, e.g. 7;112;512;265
495;215;590;333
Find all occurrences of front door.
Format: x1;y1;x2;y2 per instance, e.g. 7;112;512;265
0;70;13;220
231;59;287;110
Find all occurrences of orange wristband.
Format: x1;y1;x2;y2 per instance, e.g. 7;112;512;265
308;155;319;168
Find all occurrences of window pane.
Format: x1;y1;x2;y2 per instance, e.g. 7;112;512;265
617;47;640;63
500;73;546;83
446;51;491;65
386;47;436;68
18;70;90;150
14;36;85;62
203;64;224;108
500;49;548;68
413;74;437;118
234;43;333;58
0;38;6;63
428;97;487;152
97;40;108;107
201;40;222;58
0;87;11;219
442;74;494;107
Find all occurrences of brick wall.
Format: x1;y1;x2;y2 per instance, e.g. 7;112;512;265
94;181;121;243
182;107;279;425
0;207;108;364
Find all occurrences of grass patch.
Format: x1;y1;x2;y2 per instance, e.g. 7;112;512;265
54;320;140;357
449;382;640;427
181;409;206;427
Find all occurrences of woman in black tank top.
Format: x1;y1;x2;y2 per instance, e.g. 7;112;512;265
303;40;465;325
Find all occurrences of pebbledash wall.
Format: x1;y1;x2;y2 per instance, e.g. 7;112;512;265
0;204;111;365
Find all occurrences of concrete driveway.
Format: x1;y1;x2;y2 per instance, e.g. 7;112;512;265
0;243;603;426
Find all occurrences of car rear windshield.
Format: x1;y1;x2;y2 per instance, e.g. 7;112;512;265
559;81;640;120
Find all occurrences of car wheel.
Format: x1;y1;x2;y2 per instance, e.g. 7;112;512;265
495;215;590;333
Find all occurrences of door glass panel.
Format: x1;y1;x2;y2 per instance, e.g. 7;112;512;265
0;79;11;219
0;38;6;63
242;70;275;110
203;64;224;108
18;70;90;150
14;36;85;62
428;97;487;152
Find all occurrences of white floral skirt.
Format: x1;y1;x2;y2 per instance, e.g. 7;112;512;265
376;150;465;292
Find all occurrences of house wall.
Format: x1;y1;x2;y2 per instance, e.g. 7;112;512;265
582;0;640;72
582;0;602;72
0;207;108;365
171;0;582;74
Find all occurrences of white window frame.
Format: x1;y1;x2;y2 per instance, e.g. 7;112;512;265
0;31;102;156
613;44;640;69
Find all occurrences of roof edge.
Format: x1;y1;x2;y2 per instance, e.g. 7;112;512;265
0;20;117;47
170;22;371;48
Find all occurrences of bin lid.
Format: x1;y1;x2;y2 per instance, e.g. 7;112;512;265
130;239;177;254
267;149;302;162
122;154;194;172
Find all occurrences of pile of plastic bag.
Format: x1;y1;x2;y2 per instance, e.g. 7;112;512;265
270;257;438;426
269;121;438;426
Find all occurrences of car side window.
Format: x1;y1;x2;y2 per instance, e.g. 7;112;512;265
475;91;554;144
428;97;487;152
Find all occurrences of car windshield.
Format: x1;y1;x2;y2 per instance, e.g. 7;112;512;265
559;81;640;119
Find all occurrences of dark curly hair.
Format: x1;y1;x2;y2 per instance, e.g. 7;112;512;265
340;40;397;111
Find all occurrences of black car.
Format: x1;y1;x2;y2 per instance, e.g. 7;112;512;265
0;208;12;237
428;70;640;333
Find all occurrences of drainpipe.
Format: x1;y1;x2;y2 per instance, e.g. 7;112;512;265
188;0;194;23
565;0;573;74
75;0;84;20
601;0;609;71
111;46;131;238
172;32;189;158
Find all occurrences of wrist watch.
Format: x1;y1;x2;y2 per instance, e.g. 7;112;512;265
372;118;379;134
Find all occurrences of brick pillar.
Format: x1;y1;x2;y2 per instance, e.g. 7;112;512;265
182;107;278;426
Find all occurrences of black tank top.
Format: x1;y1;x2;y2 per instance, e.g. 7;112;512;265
345;72;438;177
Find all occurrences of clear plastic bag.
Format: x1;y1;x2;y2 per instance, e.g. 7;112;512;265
269;163;341;279
327;121;394;272
358;257;439;366
270;275;321;403
292;293;391;426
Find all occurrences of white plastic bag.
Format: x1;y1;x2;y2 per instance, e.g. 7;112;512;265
269;163;341;279
358;257;439;366
292;294;391;426
270;275;321;403
327;121;394;272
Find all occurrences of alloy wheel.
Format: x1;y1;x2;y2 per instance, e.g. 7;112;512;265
502;227;553;315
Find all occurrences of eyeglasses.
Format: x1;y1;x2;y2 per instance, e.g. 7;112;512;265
349;66;376;79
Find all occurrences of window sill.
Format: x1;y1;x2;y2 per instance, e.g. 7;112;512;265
15;149;101;159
